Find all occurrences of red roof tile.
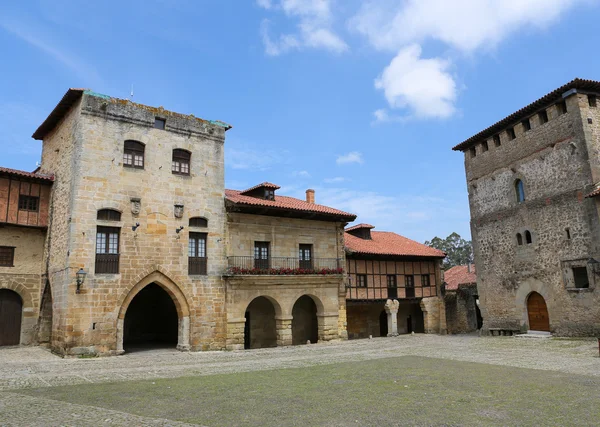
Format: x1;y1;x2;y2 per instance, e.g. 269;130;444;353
240;182;281;194
225;189;356;221
444;265;477;291
586;187;600;198
0;166;54;182
344;230;446;258
345;223;374;232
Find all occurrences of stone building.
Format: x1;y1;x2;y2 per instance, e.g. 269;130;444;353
344;224;446;338
443;264;481;334
0;88;358;354
0;167;53;346
453;78;600;336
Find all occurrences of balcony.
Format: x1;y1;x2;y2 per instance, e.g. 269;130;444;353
227;256;343;275
346;285;437;301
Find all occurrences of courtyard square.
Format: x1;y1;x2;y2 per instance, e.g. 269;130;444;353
0;335;598;426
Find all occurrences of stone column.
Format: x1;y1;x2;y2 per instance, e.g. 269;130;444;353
384;299;400;337
275;315;293;347
317;313;339;342
176;316;191;351
226;318;246;350
116;318;125;354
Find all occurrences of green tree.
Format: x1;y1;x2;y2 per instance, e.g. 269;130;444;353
425;232;473;270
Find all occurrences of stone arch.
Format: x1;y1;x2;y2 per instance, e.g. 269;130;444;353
291;295;319;345
93;200;127;214
244;296;281;349
514;278;552;331
116;270;190;353
122;132;151;146
288;293;326;316
0;282;34;312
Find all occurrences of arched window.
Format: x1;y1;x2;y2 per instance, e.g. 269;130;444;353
515;179;525;203
189;217;208;227
123;140;145;169
525;230;532;244
172;149;191;175
97;209;121;221
516;233;523;246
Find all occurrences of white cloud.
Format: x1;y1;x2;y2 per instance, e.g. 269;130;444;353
225;140;288;171
258;0;348;55
336;152;363;165
374;44;457;119
349;0;585;53
292;170;311;178
324;176;347;183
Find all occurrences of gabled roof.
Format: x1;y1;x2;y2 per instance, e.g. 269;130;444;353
444;264;477;291
345;223;374;232
452;78;600;152
225;189;356;221
0;166;54;182
344;230;446;258
240;182;281;195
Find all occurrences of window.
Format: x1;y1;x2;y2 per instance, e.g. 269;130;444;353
482;141;489;152
189;217;208;227
589;95;597;108
95;226;120;274
493;135;501;147
538;110;549;124
172;149;191;175
387;275;397;288
515;179;525;203
558;100;567;115
522;118;531;131
188;232;207;275
154;118;166;130
18;195;39;212
525;230;532;244
265;189;275;200
565;228;571;240
97;209;121;221
517;233;523;246
254;242;270;269
573;267;589;288
405;275;415;298
507;127;516;140
469;147;476;158
356;274;367;288
299;244;313;269
421;275;431;287
123;140;145;169
0;246;15;267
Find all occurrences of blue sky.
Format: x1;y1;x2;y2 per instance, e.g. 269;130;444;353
1;0;599;243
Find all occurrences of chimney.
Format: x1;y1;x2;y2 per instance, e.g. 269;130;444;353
306;189;315;204
467;264;471;273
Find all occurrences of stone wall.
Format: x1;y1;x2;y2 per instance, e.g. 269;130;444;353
0;225;46;345
445;284;479;334
464;92;600;336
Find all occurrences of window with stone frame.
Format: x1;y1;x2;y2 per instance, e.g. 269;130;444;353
254;241;270;269
522;118;531;131
557;100;568;115
0;246;15;267
95;226;120;274
538;110;549;124
573;267;589;288
299;244;313;269
562;259;595;290
154;117;166;130
516;233;523;246
493;134;501;147
188;232;207;275
123;140;145;169
507;127;516;140
172;149;191;175
589;95;597;108
189;217;208;227
515;179;525;203
469;147;476;158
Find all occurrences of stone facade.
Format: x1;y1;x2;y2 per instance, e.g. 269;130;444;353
455;80;600;336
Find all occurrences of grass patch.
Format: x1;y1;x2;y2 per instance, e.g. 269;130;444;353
21;356;600;426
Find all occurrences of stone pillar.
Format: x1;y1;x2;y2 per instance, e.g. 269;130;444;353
226;318;246;350
116;318;125;354
176;316;190;351
317;313;339;342
384;299;399;337
275;315;293;347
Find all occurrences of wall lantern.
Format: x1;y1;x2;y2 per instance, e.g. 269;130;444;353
132;222;140;232
76;268;87;294
176;226;184;234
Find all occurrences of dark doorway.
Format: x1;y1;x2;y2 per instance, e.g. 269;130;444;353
244;297;277;349
407;315;413;333
0;289;22;346
123;283;178;351
292;295;318;345
379;310;388;337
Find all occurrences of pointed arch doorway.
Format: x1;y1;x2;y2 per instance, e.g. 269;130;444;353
527;292;550;332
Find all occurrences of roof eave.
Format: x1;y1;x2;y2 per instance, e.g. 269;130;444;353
32;88;87;141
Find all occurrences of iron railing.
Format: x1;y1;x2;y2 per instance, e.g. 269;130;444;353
227;256;343;275
188;257;207;275
95;254;120;274
345;285;436;300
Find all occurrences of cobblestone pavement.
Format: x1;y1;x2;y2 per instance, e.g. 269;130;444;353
0;334;598;426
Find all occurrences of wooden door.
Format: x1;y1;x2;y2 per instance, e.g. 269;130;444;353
0;290;22;346
527;292;550;332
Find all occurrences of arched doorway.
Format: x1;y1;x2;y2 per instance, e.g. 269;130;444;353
0;289;22;346
292;295;318;345
527;292;550;332
379;310;388;337
244;297;277;349
123;283;178;351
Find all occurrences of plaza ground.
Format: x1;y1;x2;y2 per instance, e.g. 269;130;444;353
0;334;599;426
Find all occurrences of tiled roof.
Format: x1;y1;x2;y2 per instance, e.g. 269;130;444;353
586;187;600;198
225;189;356;221
453;78;600;152
444;265;477;291
0;166;54;182
240;182;281;194
344;230;446;258
345;223;374;232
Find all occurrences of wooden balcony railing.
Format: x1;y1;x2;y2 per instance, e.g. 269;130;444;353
95;254;120;274
345;285;436;301
227;256;343;275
